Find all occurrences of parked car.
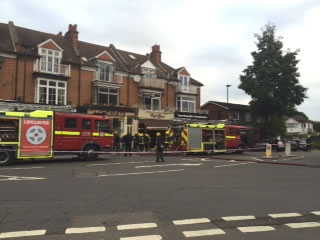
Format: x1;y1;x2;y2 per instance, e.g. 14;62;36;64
285;140;299;151
294;139;307;151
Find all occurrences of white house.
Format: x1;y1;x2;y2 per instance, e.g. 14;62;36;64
286;117;313;135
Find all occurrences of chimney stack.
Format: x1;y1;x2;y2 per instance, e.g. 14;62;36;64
151;44;161;64
65;24;78;48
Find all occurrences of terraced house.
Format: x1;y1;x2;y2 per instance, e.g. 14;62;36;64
0;21;204;135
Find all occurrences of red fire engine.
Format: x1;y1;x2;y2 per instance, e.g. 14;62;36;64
0;110;113;166
226;125;260;153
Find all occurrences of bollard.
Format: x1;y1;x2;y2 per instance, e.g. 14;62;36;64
265;144;272;157
285;143;291;156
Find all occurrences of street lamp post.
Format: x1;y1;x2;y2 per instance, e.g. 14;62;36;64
226;84;231;121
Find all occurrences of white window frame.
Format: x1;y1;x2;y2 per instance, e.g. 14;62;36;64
38;48;62;74
36;78;67;105
232;111;240;120
95;86;119;106
143;92;161;111
97;60;113;82
142;67;157;79
176;96;195;113
178;74;189;87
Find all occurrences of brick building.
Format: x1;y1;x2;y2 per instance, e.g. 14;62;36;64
0;21;203;136
201;101;253;125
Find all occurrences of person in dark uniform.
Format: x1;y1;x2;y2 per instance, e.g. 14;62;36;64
113;131;120;151
133;133;139;151
155;132;165;162
306;135;312;152
145;133;151;152
122;133;133;156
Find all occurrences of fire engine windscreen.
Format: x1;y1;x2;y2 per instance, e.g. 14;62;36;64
95;120;111;133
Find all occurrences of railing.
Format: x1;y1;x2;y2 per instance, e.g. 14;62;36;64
176;84;198;94
33;59;71;77
138;77;165;89
94;73;123;84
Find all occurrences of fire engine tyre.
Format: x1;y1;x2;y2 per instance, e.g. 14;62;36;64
83;145;99;161
0;149;13;166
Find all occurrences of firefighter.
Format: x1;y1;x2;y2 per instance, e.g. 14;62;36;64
145;133;151;152
155;132;165;162
306;135;312;152
138;133;145;152
133;133;139;151
113;131;120;151
122;132;133;156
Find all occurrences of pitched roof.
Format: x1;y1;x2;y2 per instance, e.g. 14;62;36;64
0;21;203;86
201;101;251;111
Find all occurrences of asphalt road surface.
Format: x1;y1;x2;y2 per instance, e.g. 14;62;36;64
0;150;320;240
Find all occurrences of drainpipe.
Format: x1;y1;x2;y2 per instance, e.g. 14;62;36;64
23;54;27;101
78;64;81;106
14;55;19;100
127;73;130;106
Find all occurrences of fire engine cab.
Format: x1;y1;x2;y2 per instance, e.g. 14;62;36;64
168;123;226;154
0;110;113;166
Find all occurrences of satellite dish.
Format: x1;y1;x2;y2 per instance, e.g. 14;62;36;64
134;75;141;82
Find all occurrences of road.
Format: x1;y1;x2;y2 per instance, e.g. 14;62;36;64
0;150;320;239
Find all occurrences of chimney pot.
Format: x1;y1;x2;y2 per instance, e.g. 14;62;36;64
151;44;161;64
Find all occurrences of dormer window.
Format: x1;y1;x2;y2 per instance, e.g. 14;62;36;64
179;74;189;87
39;48;62;73
142;67;156;79
97;61;113;81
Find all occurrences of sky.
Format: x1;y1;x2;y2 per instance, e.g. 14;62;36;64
1;0;319;120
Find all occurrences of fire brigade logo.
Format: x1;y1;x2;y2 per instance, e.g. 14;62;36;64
26;126;47;145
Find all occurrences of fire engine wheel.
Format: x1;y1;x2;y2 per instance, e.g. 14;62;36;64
83;145;99;161
0;149;13;166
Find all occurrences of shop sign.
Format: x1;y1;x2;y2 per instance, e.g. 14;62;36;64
175;112;208;120
150;113;165;119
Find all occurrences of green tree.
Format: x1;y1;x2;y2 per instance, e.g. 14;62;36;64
239;23;307;138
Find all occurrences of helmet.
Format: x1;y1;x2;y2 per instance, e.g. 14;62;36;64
156;132;161;136
114;131;118;134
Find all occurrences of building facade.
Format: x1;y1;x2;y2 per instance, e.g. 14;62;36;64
0;21;203;136
201;101;252;125
286;117;314;136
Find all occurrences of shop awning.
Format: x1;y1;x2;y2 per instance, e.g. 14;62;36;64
139;119;171;130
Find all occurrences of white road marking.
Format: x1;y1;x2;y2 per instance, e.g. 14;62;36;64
183;229;225;237
0;167;44;170
214;162;255;168
237;226;275;233
120;235;162;240
117;223;157;230
98;169;184;177
135;163;201;168
311;211;320;215
0;230;46;238
269;213;302;218
286;222;320;228
65;226;106;234
0;175;45;181
173;218;211;225
87;161;152;166
222;215;256;221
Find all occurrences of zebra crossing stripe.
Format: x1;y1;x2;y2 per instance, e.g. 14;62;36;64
237;226;275;233
117;223;157;230
311;211;320;215
173;218;211;225
222;215;255;221
269;213;302;218
0;230;46;239
120;235;162;240
286;222;320;228
65;226;106;234
183;229;225;237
